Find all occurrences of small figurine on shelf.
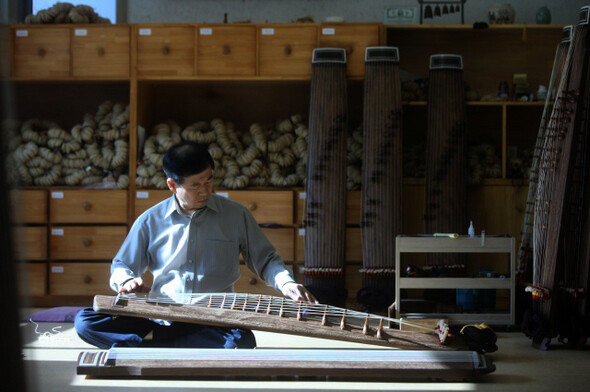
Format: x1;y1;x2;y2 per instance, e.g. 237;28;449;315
536;85;548;101
488;3;515;24
498;81;509;100
536;6;551;24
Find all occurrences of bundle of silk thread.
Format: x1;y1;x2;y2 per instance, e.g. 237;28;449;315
5;100;130;189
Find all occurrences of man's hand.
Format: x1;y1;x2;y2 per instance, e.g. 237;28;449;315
118;277;151;294
281;282;318;303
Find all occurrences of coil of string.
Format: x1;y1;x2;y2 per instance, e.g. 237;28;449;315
136;115;371;190
24;2;111;24
5;100;130;189
467;144;502;184
136;121;181;189
138;115;311;190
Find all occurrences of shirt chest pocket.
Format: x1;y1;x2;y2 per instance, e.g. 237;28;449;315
199;238;240;277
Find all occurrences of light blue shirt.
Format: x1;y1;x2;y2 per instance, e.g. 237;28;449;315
110;194;295;303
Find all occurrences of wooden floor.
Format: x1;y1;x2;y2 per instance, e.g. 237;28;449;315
18;316;590;392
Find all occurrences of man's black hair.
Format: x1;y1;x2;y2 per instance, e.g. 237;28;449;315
163;141;215;185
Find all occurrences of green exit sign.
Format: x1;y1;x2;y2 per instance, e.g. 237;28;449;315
384;7;419;24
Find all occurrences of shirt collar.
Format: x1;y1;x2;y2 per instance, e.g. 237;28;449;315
164;193;220;218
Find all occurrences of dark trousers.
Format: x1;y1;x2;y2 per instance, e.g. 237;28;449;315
74;307;257;350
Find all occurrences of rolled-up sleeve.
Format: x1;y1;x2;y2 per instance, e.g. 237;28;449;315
240;208;295;290
110;216;150;292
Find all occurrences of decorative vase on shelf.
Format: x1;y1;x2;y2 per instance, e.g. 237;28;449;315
536;6;551;24
488;3;516;24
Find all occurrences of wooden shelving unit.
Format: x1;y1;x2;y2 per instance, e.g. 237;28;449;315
7;22;563;307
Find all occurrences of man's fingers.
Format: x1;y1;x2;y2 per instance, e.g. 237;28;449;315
287;285;318;304
118;278;150;293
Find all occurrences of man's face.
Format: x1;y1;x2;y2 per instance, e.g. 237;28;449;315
167;167;214;214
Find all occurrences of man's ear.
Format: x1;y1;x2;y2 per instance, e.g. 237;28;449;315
167;178;176;193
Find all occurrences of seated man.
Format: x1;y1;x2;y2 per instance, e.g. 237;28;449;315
75;141;316;349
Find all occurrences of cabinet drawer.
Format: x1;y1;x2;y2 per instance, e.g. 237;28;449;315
134;189;171;220
319;24;380;77
216;190;294;225
49;190;127;223
9;189;47;223
12;26;70;79
196;25;256;76
16;262;47;296
295;190;361;225
49;226;126;260
13;226;47;260
136;25;194;77
261;227;294;262
72;25;130;78
258;25;317;77
49;262;112;295
234;264;285;296
295;227;361;262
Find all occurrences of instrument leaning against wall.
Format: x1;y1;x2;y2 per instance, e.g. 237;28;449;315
93;292;462;351
359;47;403;312
303;48;349;307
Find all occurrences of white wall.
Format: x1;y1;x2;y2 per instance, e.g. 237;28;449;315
3;1;588;25
126;0;589;25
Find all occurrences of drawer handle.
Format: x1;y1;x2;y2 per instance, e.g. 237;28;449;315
346;46;354;55
284;45;292;55
83;275;92;284
248;277;258;285
222;45;230;55
82;202;92;211
161;45;170;55
82;238;92;247
97;46;105;56
248;202;257;211
37;47;46;57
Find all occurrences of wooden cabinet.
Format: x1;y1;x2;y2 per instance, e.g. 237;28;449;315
134;189;171;219
8;23;561;306
386;25;559;96
11;25;130;80
9;189;47;224
13;226;48;260
261;227;295;262
389;25;562;182
136;25;195;77
215;190;294;225
11;26;70;79
9;190;49;296
49;226;127;260
45;190;128;296
17;262;47;297
49;190;127;224
385;24;561;258
49;262;112;296
258;24;318;77
72;25;130;79
196;24;256;76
